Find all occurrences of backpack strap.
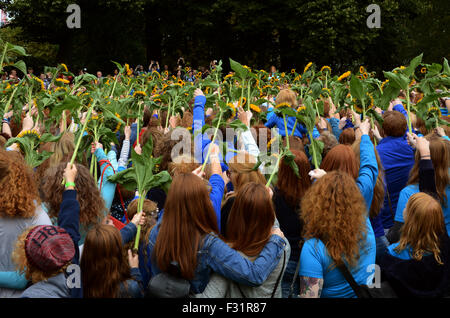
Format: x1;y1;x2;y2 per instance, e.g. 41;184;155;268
336;263;364;298
271;250;286;298
236;250;286;298
288;239;304;298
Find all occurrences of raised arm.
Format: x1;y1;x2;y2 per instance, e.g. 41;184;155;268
356;119;378;209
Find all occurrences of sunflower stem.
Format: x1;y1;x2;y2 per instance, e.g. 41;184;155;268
201;110;223;174
62;101;95;184
266;148;282;187
309;132;319;169
283;114;290;149
406;87;413;133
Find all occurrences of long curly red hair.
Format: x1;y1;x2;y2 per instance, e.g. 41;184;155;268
0;148;40;218
300;171;368;268
40;162;104;226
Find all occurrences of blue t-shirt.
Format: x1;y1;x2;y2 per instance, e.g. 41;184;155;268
299;219;376;298
387;243;413;260
387;242;432;260
395;183;450;235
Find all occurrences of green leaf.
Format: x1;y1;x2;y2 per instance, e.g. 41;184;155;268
404;53;423;77
6;43;28;56
40;133;63;143
350;75;365;102
12;60;27;75
443;58;450;76
229;58;249;80
383;71;409;90
283;150;299;177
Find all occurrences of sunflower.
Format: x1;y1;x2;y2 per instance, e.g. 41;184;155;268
16;129;41;139
33;77;45;90
227;103;237;117
320;66;331;73
337;71;351;81
55;86;68;92
297;106;306;112
113;113;122;133
363;72;369;79
381;79;389;91
250;104;261;113
291;69;296;74
427;106;442;117
133;91;147;98
421;67;427;74
224;73;234;80
294;75;301;82
275;102;291;109
267;137;277;148
56;78;70;85
357;75;363;80
60;63;68;72
125;64;132;76
281;72;285;78
237;97;247;108
154;99;162;103
303;62;313;74
359;66;365;74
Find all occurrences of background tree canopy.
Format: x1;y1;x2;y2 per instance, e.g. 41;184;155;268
0;0;448;75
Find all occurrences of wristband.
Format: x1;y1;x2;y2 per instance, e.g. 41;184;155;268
3;118;10;124
65;182;76;188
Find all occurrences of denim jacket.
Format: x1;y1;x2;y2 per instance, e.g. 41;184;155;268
147;220;287;294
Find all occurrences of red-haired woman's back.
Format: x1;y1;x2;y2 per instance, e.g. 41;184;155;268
194;183;290;298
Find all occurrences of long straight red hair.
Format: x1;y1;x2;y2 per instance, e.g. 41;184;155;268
153;173;219;280
320;144;358;179
226;183;275;257
276;149;312;208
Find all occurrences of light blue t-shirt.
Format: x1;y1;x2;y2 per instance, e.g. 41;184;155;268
387;243;413;260
387;242;431;260
299;218;376;298
395;184;450;235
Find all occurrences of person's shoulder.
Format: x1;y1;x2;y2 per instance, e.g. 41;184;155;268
402;184;419;195
302;238;326;254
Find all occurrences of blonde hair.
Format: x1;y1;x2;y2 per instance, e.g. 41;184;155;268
275;89;298;108
227;152;266;194
12;228;70;283
395;193;445;264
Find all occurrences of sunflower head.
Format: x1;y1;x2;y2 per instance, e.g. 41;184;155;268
338;71;351;81
133;90;147;98
359;66;365;74
275;102;291;109
303;62;313;74
421;67;427;74
60;63;68;72
320;66;331;73
250;104;261;113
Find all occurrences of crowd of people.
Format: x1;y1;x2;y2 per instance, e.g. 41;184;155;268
0;56;450;299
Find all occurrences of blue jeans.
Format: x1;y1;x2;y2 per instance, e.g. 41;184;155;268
281;259;299;298
375;235;389;264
